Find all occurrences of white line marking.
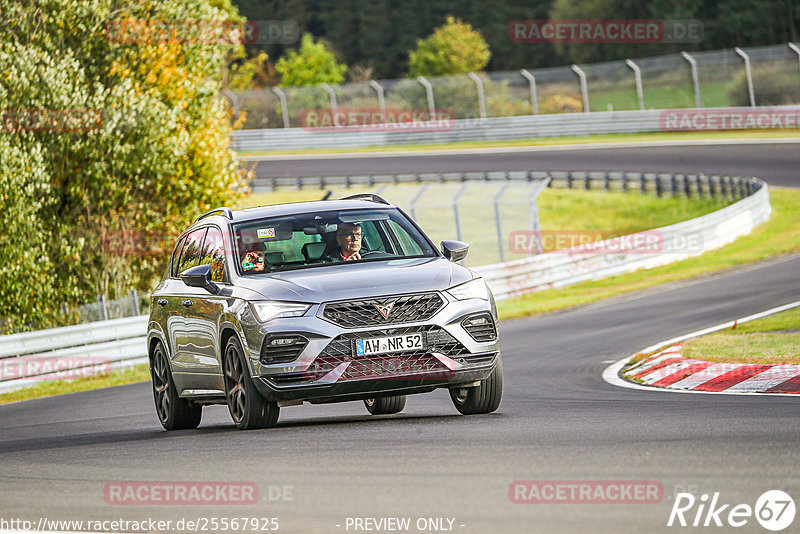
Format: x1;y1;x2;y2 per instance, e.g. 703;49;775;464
602;300;800;396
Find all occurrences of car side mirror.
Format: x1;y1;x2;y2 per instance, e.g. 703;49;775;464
180;264;219;294
441;240;469;262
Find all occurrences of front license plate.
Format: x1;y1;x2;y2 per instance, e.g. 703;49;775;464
354;333;426;357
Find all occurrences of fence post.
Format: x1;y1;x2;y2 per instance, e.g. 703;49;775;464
221;89;240;119
681;52;702;108
98;295;108;321
271;87;290;129
129;289;140;316
416;76;436;119
467;73;487;119
369;80;387;123
625;59;645;110
734;47;756;107
320;83;339;119
789;43;800;76
452;183;471;263
571;65;591;113
494;183;511;262
520;69;539;114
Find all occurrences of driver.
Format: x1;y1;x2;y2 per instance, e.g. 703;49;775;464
325;222;362;262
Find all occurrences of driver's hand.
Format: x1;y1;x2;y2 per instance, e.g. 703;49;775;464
346;251;361;261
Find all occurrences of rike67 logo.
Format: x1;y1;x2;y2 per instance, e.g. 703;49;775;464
668;490;795;531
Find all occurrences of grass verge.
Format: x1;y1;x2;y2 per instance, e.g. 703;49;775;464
0;364;151;405
680;306;800;365
236;129;800;156
498;187;800;320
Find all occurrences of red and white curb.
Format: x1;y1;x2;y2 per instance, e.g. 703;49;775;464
603;300;800;396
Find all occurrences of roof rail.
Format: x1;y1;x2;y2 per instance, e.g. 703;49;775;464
339;193;390;205
195;207;234;223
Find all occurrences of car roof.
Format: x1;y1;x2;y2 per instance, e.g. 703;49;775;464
191;199;399;228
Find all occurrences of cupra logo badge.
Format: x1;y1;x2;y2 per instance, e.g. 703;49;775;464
374;300;396;320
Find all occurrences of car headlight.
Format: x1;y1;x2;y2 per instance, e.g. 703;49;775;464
250;301;311;323
447;278;490;301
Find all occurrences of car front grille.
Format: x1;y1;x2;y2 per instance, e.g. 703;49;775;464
321;292;445;328
270;326;468;385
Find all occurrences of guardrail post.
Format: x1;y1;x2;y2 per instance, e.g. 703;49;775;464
671;174;678;197
416;76;436;119
320;83;339;118
683;174;691;197
567;171;573;189
584;171;590;190
708;175;716;198
369;80;387;123
639;173;646;194
695;175;704;199
271;87;290;129
571;65;591;113
520;69;539;114
720;176;728;199
734;47;756;107
789;43;800;76
467;73;487;119
681;52;702;108
656;175;663;197
621;171;628;192
494;183;511;262
624;59;645;110
603;172;610;191
739;178;746;199
221;89;240;119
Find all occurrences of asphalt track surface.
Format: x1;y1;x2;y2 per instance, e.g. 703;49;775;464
1;143;799;534
247;141;800;188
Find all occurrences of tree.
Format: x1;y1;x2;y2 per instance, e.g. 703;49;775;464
0;0;248;332
275;33;348;86
408;15;491;77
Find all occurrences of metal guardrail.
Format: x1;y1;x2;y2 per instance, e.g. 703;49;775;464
474;175;770;300
0;316;148;393
0;171;768;391
232;105;800;151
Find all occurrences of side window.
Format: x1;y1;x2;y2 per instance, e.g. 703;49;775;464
200;227;226;282
387;220;423;255
177;228;207;275
170;236;186;278
361;222;385;252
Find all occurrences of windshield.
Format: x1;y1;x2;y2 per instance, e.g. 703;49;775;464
232;208;437;274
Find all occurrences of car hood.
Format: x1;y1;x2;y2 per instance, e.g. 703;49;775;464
235;257;474;303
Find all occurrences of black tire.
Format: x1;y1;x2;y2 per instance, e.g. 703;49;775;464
364;395;407;415
223;336;280;430
449;356;503;415
150;341;202;430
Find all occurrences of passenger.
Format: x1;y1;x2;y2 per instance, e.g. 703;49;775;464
242;249;266;272
325;222;362;262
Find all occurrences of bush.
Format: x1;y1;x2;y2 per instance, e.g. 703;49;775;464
275;34;347;87
0;0;248;332
408;16;491;77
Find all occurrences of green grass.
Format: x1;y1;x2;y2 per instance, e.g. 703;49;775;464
589;81;732;112
498;187;800;319
0;364;151;405
680;307;800;365
236;129;800;156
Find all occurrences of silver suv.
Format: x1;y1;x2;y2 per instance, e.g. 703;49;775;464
147;194;502;430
